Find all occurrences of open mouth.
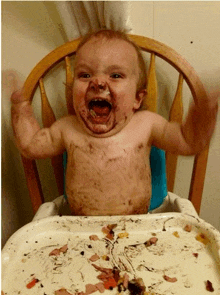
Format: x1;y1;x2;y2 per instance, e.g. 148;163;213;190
88;99;112;123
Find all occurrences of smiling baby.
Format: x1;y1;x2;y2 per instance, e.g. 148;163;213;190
11;30;218;216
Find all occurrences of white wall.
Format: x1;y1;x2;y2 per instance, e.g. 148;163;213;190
2;1;220;247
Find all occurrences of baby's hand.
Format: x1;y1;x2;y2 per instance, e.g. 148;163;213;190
194;87;219;119
4;70;26;104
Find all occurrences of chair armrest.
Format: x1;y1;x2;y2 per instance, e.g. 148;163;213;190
32;195;66;221
150;192;199;217
173;195;199;217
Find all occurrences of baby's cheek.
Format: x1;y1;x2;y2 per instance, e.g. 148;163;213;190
115;104;135;122
73;91;86;109
73;81;86;96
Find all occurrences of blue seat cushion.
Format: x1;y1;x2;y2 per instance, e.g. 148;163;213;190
149;146;167;210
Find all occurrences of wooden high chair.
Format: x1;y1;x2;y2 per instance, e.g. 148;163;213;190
21;34;209;216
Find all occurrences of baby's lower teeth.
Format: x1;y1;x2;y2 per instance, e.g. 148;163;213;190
90;109;97;118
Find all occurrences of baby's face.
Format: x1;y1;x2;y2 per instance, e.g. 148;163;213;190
73;37;145;137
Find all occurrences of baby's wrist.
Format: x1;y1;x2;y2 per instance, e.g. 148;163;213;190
197;90;219;110
11;100;32;116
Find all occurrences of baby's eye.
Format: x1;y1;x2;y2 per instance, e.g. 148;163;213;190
78;73;91;79
110;73;123;79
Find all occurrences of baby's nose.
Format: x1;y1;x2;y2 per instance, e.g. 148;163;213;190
89;79;107;92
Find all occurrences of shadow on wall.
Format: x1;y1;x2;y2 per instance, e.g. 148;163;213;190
2;1;66;49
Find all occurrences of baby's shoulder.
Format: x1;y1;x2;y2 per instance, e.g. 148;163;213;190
55;115;77;127
51;115;80;135
133;110;160;124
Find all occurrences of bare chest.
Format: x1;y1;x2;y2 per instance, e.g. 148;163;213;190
66;138;150;177
65;138;151;215
63;114;153;215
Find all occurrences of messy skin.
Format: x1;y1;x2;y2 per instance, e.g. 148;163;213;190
72;37;145;137
65;120;152;215
63;37;151;215
11;36;218;216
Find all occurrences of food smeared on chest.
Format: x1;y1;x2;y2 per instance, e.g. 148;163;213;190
137;143;144;152
66;139;151;215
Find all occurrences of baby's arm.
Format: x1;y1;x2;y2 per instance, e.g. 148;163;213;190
11;89;65;159
151;89;219;155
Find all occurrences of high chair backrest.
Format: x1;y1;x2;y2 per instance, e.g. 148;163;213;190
21;34;209;215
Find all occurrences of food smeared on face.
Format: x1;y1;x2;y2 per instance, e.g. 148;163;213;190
87;86;112;123
73;37;144;137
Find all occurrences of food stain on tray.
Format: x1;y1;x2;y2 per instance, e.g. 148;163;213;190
2;213;220;294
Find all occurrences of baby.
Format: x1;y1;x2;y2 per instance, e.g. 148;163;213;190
11;30;218;216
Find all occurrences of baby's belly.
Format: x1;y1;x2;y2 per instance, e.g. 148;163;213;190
65;148;151;216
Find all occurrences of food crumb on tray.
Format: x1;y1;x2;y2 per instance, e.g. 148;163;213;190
49;244;68;256
206;280;214;292
195;233;210;245
163;275;178;283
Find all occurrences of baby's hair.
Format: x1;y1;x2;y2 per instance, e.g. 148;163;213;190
76;29;147;92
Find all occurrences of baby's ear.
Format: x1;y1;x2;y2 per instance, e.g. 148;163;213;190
134;89;147;110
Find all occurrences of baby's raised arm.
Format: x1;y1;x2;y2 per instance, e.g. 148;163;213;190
150;89;219;155
11;88;65;159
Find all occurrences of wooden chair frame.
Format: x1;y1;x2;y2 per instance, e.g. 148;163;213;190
21;34;209;215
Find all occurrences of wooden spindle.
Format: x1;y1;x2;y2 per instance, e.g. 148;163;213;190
65;56;74;115
166;74;184;192
21;155;44;214
144;53;158;112
189;147;209;214
39;78;64;196
39;78;56;127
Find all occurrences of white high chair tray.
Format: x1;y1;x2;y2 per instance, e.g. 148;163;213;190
2;213;220;295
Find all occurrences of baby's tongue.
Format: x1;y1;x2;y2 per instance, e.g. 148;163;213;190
89;99;112;118
92;105;110;116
